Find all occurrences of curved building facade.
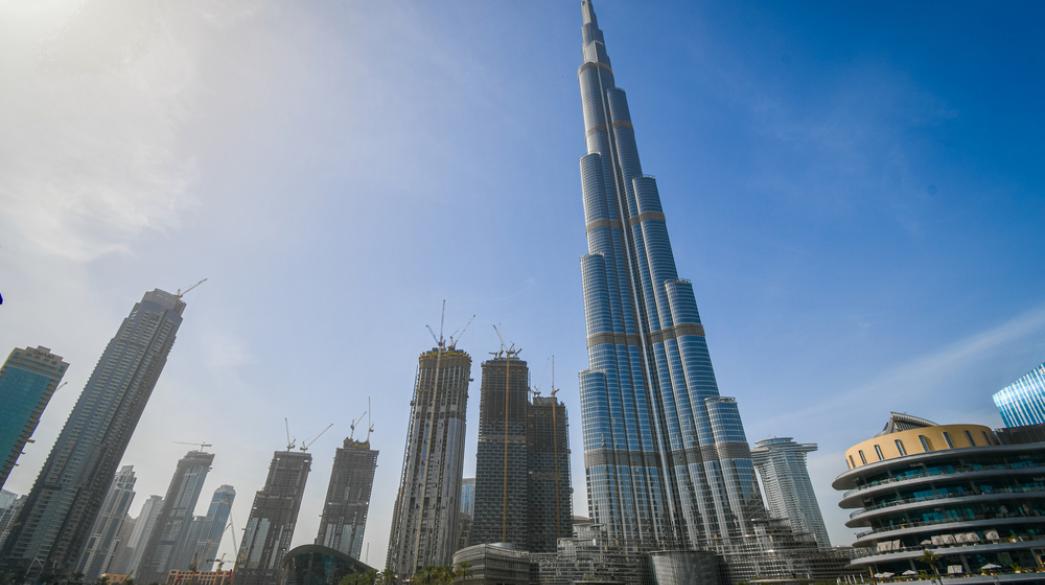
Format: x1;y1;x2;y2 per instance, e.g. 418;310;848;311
280;545;373;585
834;413;1045;580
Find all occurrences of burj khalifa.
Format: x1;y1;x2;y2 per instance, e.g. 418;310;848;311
576;0;764;553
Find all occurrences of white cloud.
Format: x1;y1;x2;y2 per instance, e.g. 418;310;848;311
0;0;199;262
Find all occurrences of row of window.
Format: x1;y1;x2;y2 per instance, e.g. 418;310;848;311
848;429;997;468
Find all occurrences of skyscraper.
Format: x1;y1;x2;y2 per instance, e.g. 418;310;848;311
136;449;214;580
751;438;831;547
0;346;69;490
527;394;572;553
172;484;235;572
471;354;530;548
575;1;763;551
993;362;1045;428
387;344;471;577
235;450;312;585
77;465;138;581
0;290;187;576
135;450;214;584
194;485;235;571
456;478;475;553
124;495;165;576
316;436;378;560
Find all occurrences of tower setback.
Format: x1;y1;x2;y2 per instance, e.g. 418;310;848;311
575;0;763;551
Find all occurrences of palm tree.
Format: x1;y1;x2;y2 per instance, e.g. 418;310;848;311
918;550;942;585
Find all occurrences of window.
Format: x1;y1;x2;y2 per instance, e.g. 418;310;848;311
848;455;855;469
919;435;934;452
964;430;976;447
942;431;955;449
895;439;908;456
982;430;993;445
874;444;885;461
859;450;867;464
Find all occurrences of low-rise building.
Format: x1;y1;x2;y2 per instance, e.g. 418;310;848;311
834;412;1045;582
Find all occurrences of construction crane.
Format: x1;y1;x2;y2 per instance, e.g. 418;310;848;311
349;410;368;441
284;417;297;450
207;553;229;572
299;423;333;452
176;278;208;298
425;300;448;350
449;313;476;350
366;397;374;443
174;441;213;451
491;324;521;359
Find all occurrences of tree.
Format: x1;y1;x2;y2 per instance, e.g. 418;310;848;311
918;549;942;585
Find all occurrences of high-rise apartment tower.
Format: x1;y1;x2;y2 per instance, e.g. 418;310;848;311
124;495;164;576
172;484;235;571
77;465;138;580
0;346;68;490
575;1;762;551
387;344;471;577
135;450;214;584
316;437;378;559
235;450;311;585
751;438;831;547
0;290;187;576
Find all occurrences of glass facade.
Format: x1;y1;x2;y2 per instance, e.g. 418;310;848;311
835;436;1045;579
575;0;762;551
0;346;68;490
994;362;1045;428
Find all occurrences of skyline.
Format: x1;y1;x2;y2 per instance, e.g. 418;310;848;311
2;0;1045;574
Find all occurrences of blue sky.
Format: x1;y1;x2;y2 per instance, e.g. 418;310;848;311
1;0;1044;566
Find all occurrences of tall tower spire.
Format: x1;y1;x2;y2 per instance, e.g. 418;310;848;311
574;2;764;552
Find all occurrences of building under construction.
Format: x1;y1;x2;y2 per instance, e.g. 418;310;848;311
527;395;571;553
470;354;572;553
316;435;378;560
471;355;530;548
386;342;471;578
235;450;312;585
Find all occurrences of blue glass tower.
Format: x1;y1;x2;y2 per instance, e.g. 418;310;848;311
993;362;1045;428
576;0;762;552
0;347;68;491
